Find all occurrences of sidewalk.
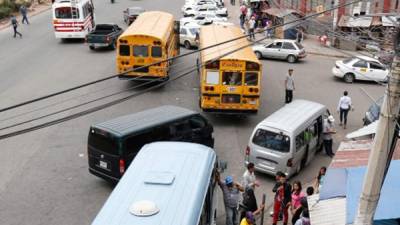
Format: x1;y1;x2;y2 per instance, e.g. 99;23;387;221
224;0;368;59
0;0;52;31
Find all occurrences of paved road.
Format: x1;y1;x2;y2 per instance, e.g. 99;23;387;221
0;0;385;224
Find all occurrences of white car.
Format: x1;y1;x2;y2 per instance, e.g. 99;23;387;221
332;56;389;83
180;22;200;49
180;14;227;25
183;5;228;17
181;1;217;13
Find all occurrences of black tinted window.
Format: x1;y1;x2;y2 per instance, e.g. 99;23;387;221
180;28;187;35
88;132;119;155
245;72;258;86
151;46;162;58
369;62;384;70
353;60;368;68
189;116;206;129
133;45;148;57
282;42;296;50
119;45;130;56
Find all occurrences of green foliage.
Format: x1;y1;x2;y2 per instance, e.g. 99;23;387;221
0;4;12;19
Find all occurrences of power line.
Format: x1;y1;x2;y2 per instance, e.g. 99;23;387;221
0;0;363;114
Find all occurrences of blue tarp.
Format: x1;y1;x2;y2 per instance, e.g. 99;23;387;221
319;168;347;200
319;160;400;224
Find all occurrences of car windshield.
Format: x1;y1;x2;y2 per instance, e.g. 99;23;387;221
252;129;290;152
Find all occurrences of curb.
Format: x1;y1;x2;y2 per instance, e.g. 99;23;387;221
307;51;348;58
0;3;52;31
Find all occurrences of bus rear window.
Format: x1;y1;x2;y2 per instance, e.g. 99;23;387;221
151;46;162;58
133;45;148;57
119;45;130;56
88;133;119;155
222;72;242;85
252;129;290;152
55;7;79;19
245;72;258;86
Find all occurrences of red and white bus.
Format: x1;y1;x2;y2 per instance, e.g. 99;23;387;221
52;0;95;39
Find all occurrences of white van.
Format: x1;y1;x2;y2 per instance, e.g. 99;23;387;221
245;100;327;177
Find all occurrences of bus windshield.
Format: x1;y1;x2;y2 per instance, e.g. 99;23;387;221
55;7;79;19
252;129;290;152
88;133;119;155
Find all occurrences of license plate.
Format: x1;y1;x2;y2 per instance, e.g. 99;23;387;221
249;100;257;105
228;87;236;92
99;161;107;169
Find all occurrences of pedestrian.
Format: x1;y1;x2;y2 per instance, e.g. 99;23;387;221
291;181;305;225
296;28;303;43
240;207;265;225
337;91;352;129
270;171;283;219
11;15;22;38
20;5;29;24
322;115;336;157
306;186;314;196
240;13;246;30
272;173;292;225
285;69;295;103
313;166;327;193
216;172;244;225
248;16;256;41
242;162;259;190
294;209;311;225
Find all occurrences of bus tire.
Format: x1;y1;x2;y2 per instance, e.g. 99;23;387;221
89;46;95;50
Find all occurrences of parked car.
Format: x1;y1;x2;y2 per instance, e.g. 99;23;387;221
363;96;383;125
123;7;145;25
180;22;200;49
86;24;123;50
331;56;389;83
183;5;228;17
252;39;306;63
181;1;218;12
180;14;212;25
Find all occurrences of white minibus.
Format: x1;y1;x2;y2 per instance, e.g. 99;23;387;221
245;99;327;177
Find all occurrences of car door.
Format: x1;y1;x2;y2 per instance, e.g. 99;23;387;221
352;59;369;80
262;42;282;59
179;28;188;45
280;42;296;59
368;61;388;81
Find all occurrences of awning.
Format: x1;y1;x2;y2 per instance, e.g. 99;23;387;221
346;121;378;139
262;7;296;18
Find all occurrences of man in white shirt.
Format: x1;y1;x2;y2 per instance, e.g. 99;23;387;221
323;115;336;157
285;69;295;103
243;162;259;190
337;91;352;129
248;16;256;40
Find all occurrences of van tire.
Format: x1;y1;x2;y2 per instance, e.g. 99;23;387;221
89;46;95;50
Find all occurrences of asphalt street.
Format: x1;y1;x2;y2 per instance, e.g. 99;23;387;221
0;0;385;224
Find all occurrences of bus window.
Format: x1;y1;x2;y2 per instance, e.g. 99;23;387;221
151;46;162;58
88;133;119;155
133;45;148;57
245;72;258;86
222;72;242;85
119;45;130;56
206;71;219;84
55;7;79;19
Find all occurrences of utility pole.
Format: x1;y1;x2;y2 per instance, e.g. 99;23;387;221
353;29;400;225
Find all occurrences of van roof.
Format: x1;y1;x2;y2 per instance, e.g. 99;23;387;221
91;142;216;225
92;105;198;137
258;99;326;134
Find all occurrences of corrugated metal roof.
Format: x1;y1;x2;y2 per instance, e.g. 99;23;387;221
262;8;297;18
91;142;216;225
199;25;260;64
258;99;326;134
338;16;372;28
92;105;198;137
119;11;174;42
308;194;346;225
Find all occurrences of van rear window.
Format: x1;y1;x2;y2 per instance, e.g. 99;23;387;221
252;129;290;152
88;133;119;155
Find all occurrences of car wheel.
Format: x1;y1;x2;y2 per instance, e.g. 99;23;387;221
255;51;262;59
89;46;95;50
184;41;191;49
344;73;355;83
287;55;297;63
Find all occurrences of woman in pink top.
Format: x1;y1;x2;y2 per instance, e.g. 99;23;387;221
291;181;305;225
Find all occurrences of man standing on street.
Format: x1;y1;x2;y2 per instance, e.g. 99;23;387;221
242;162;259;190
337;91;352;129
248;16;256;41
285;69;295;103
11;16;22;38
323;115;336;157
20;5;29;24
216;172;244;225
272;173;292;225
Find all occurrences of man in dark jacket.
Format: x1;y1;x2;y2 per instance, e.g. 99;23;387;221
272;173;292;225
11;16;22;38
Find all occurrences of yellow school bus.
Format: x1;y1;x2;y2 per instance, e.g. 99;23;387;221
117;11;179;80
199;25;262;114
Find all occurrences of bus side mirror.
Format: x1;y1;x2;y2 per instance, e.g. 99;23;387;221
218;160;227;172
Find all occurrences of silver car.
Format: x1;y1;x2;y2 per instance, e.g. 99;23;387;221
180;23;200;49
252;39;306;63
